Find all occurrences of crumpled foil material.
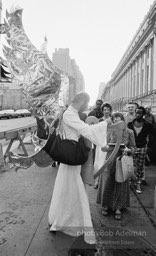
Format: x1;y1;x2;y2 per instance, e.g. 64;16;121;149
2;6;67;169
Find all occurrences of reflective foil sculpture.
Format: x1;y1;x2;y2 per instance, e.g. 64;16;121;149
2;6;68;170
3;6;64;119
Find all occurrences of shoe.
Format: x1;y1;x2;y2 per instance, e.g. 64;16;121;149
114;210;122;220
52;162;56;167
94;182;98;189
136;183;142;194
142;180;147;186
102;208;109;216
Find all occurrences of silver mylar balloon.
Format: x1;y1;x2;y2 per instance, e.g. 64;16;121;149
3;6;68;170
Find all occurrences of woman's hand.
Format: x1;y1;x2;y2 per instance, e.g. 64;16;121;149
105;118;112;125
123;147;132;156
101;145;110;152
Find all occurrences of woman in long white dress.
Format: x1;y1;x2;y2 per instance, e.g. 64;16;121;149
48;92;109;245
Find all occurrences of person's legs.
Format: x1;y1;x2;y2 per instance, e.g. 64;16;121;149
134;147;147;193
101;206;109;216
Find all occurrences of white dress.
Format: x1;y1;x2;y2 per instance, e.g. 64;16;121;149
48;106;107;244
94;117;112;173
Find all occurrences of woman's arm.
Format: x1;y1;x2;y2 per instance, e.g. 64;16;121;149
123;129;136;155
128;129;136;149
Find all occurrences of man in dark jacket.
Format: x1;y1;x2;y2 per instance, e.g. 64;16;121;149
128;106;154;194
88;99;104;119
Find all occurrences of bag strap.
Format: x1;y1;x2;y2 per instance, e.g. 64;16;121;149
56;110;67;138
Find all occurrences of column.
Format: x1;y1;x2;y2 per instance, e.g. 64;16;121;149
134;61;137;97
143;48;147;94
130;65;133;98
140;51;144;95
128;69;130;99
139;52;142;95
146;45;150;93
131;62;134;97
121;78;123;100
144;46;148;94
137;55;141;96
152;27;156;90
135;59;138;97
150;38;154;91
123;74;125;98
125;70;128;98
136;57;139;97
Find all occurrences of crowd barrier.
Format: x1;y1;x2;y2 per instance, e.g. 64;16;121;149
0;124;37;172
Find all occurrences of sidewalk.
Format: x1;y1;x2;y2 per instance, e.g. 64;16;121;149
0;163;156;256
89;164;156;255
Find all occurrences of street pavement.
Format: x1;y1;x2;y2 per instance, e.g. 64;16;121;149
0;162;156;256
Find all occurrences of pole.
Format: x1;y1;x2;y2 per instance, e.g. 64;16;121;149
0;0;2;36
0;143;6;172
0;0;2;59
0;0;2;83
0;0;2;23
154;186;156;215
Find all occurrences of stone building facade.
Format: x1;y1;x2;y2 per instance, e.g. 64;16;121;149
102;1;156;112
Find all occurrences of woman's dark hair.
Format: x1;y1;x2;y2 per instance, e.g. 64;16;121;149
101;102;112;112
111;112;125;122
136;106;146;116
96;99;103;104
134;102;139;108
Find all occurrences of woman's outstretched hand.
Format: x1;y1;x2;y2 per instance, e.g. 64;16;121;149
101;145;111;152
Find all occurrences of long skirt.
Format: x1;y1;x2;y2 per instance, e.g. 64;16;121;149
96;150;130;211
48;163;95;244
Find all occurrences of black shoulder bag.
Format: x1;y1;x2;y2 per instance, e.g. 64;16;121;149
43;120;90;166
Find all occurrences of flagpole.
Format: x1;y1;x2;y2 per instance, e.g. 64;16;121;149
0;0;2;56
0;0;2;24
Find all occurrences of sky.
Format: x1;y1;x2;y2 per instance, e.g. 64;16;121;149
0;0;155;105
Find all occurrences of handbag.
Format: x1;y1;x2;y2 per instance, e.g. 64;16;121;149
43;129;90;166
115;154;134;182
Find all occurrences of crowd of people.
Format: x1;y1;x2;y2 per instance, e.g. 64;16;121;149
88;100;155;184
47;92;155;253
